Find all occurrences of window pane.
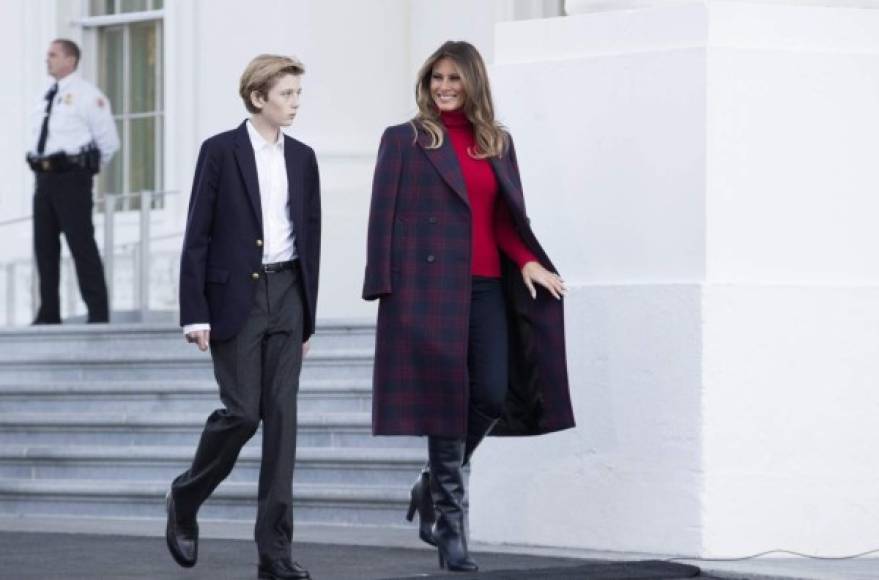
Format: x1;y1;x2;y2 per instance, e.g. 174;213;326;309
99;27;124;114
152;0;163;8
129;22;158;114
100;119;125;196
89;0;115;16
129;117;156;196
120;0;147;12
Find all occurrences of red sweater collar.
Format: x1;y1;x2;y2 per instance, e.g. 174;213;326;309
440;109;471;129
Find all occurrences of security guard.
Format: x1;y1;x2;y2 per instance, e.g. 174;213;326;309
27;38;119;324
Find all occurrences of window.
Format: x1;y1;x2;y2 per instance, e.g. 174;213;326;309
89;0;164;17
89;0;164;211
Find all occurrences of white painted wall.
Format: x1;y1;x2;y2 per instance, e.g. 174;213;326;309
472;284;705;555
490;30;708;283
471;0;879;557
700;1;879;556
702;286;879;556
706;3;879;284
473;4;710;555
0;0;57;243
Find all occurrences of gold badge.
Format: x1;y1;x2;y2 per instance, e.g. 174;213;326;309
41;160;50;171
63;93;73;104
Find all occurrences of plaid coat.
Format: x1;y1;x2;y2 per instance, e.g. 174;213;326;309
363;122;576;438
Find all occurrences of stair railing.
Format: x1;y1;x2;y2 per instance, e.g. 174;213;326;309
0;189;180;325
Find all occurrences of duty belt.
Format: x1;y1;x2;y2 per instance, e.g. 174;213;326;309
27;146;100;174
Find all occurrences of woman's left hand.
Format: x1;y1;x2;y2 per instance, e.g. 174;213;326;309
521;261;567;300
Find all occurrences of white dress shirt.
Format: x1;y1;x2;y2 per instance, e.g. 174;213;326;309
247;120;298;265
183;120;297;336
30;72;120;166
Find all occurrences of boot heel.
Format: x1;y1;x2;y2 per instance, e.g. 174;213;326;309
438;551;446;569
405;495;417;522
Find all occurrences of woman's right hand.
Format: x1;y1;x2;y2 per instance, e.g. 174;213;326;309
521;261;567;300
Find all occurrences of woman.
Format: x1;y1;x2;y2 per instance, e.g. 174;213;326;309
363;41;575;572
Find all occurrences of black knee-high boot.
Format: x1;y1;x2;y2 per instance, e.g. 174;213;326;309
428;436;478;572
407;407;499;547
405;464;435;546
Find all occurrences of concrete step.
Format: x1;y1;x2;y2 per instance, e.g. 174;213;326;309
0;444;426;486
0;350;374;382
0;320;376;360
0;412;421;449
0;478;411;527
0;321;416;531
0;379;374;414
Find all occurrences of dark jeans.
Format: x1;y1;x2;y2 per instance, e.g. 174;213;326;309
171;266;305;559
33;168;108;323
467;277;508;421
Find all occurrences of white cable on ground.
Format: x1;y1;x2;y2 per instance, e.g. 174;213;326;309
666;548;879;563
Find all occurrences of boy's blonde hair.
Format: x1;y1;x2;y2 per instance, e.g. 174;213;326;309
239;54;305;114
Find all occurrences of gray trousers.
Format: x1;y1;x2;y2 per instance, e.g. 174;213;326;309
172;265;305;559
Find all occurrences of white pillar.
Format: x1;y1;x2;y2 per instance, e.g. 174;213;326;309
471;1;879;557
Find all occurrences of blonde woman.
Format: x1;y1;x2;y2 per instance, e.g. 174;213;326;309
364;41;575;572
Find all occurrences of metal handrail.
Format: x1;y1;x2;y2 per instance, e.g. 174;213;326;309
1;189;180;325
114;230;184;252
0;216;35;228
0;188;180;230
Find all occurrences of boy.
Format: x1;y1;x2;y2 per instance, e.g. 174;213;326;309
167;54;320;580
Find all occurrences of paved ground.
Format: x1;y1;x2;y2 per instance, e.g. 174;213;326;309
0;517;877;580
0;531;716;580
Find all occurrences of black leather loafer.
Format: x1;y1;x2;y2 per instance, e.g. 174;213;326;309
165;490;198;568
258;556;310;579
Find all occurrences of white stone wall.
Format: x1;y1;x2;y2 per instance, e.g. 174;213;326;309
473;4;710;554
472;284;706;554
701;1;879;555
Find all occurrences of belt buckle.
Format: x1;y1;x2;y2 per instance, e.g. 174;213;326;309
41;159;50;171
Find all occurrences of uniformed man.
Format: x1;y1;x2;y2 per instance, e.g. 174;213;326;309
27;38;119;324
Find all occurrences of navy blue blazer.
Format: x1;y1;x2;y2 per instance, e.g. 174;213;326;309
179;121;321;342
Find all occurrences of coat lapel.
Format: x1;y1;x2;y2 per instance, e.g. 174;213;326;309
490;155;515;197
284;137;305;244
417;130;470;208
490;155;526;219
233;121;263;230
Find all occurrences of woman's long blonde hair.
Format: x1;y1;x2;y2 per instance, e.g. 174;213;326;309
412;41;508;159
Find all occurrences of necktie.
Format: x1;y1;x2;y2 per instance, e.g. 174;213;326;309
36;83;59;155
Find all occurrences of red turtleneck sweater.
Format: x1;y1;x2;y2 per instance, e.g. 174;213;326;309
440;110;537;277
